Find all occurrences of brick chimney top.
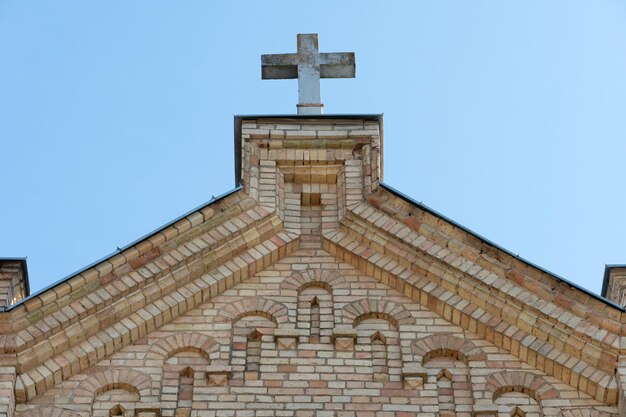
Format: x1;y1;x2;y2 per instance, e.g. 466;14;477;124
236;115;382;236
602;264;626;307
0;258;29;308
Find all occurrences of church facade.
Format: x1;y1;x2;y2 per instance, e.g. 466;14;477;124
0;35;624;417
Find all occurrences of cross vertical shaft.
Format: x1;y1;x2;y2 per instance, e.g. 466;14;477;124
296;34;322;114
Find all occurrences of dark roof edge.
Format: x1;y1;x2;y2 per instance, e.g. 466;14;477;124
0;257;30;297
234;114;384;187
602;264;626;298
2;186;243;312
380;183;625;312
235;114;384;120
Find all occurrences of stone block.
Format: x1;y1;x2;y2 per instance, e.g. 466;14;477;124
205;365;232;387
472;405;499;417
135;407;161;417
208;372;229;387
332;328;357;351
275;336;297;350
401;365;428;389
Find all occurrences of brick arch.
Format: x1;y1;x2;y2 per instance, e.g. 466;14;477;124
485;370;560;404
214;296;291;325
17;407;80;417
280;269;347;292
71;368;153;402
341;298;414;329
411;334;486;365
560;409;616;417
146;332;221;362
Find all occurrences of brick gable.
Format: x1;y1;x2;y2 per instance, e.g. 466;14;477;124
1;116;622;417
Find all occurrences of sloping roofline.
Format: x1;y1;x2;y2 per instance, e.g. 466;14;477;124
4;114;384;313
1;187;243;312
5;113;617;314
380;183;624;312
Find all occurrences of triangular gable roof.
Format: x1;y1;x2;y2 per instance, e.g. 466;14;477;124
1;115;622;409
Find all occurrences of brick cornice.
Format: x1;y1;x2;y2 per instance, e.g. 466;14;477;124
371;188;623;324
11;209;284;375
346;202;621;356
0;192;253;324
322;227;618;404
14;230;300;402
2;201;273;357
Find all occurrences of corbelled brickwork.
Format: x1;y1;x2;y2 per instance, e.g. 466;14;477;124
0;117;623;417
12;246;615;417
240;117;382;233
0;260;27;309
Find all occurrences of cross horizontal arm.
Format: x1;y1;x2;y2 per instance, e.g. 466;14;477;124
261;53;298;79
319;52;355;79
319;52;355;66
320;64;355;79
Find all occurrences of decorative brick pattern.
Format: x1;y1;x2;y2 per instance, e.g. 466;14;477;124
0;367;16;417
326;195;621;404
240;118;381;228
484;370;560;403
15;246;611;416
16;407;80;417
411;334;486;365
2;116;622;417
213;296;292;326
280;269;346;292
145;333;220;363
340;298;414;328
71;368;154;402
560;409;615;417
297;286;333;344
12;224;300;402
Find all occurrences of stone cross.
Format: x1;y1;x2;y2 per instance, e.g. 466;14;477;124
261;34;356;115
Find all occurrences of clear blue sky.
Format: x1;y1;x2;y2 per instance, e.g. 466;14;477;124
1;1;625;296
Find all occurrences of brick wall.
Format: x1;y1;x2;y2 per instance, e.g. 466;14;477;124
14;248;612;417
3;117;621;417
